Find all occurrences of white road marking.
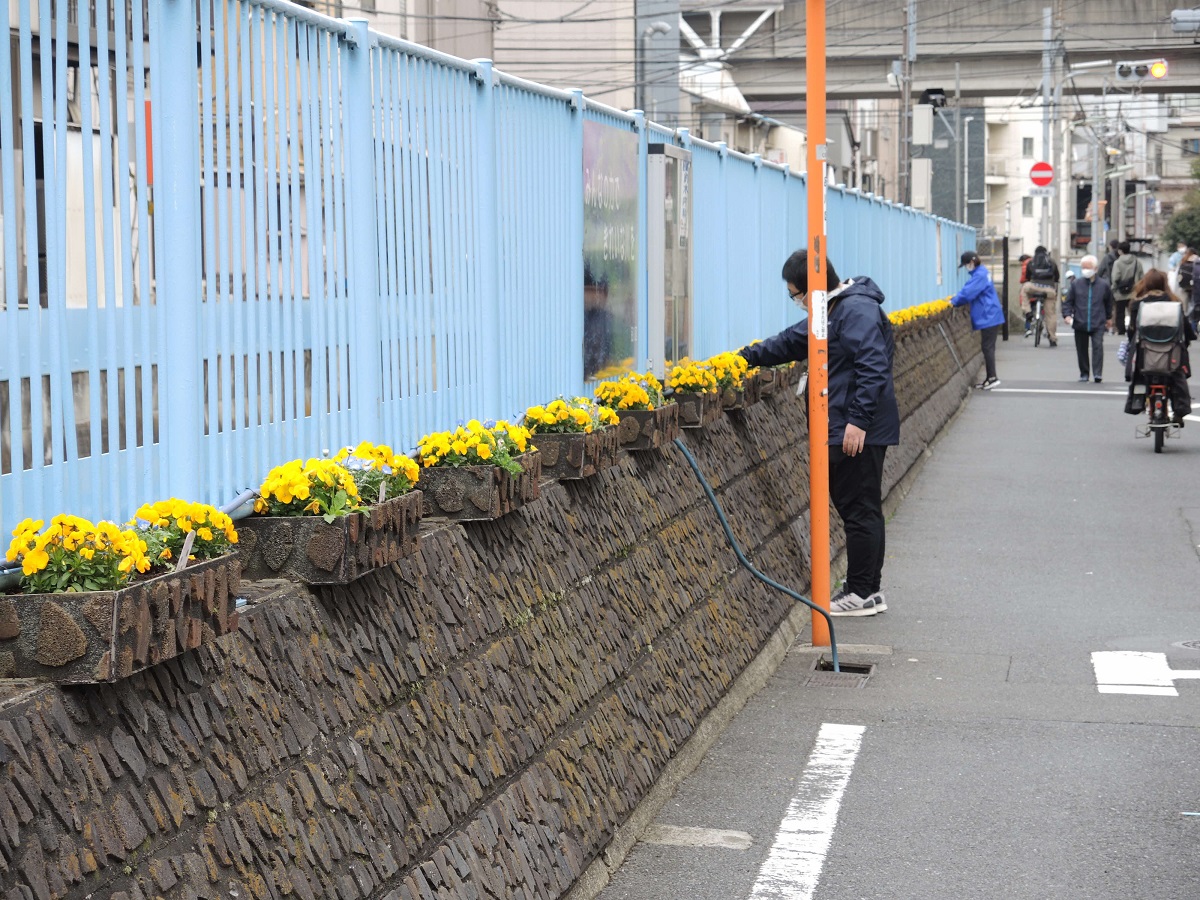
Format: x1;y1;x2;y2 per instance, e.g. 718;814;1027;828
748;723;865;900
1091;651;1200;697
988;388;1126;396
641;824;753;850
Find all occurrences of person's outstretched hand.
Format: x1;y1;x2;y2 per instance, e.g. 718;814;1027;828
843;424;866;457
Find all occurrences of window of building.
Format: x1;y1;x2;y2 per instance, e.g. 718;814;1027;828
1182;138;1200;156
1022;197;1033;217
1022;137;1034;158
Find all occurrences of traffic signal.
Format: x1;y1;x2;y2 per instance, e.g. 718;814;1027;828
1115;59;1168;83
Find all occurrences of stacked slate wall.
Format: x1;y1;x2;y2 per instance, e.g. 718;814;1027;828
0;310;980;900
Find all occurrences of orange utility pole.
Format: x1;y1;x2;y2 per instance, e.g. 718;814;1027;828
805;0;831;647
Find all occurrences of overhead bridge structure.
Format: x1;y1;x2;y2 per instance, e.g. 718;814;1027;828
681;0;1200;102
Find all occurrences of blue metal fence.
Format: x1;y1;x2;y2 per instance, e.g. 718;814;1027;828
0;0;974;537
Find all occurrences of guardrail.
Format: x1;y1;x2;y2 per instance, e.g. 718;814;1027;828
0;0;973;535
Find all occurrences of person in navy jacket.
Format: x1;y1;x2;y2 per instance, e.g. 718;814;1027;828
950;251;1006;390
739;249;898;619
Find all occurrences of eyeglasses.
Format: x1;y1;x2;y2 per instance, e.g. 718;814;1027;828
789;288;805;300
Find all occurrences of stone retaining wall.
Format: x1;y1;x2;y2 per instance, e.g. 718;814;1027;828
0;310;981;900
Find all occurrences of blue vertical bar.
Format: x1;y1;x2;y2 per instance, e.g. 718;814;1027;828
0;0;23;522
343;20;381;441
114;0;140;507
633;109;648;372
131;0;157;499
569;90;585;390
152;0;203;501
199;0;219;499
471;59;500;420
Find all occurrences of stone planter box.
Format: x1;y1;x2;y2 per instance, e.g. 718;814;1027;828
237;490;423;585
533;427;622;480
613;404;681;452
421;451;542;522
720;382;760;411
674;390;722;428
0;555;240;684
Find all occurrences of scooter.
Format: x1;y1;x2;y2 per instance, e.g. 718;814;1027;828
1132;377;1182;453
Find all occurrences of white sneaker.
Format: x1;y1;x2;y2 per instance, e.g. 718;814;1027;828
829;591;877;617
867;591;887;613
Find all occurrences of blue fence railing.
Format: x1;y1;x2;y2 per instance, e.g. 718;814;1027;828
0;0;974;537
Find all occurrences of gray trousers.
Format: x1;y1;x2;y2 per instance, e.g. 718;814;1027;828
1075;329;1104;378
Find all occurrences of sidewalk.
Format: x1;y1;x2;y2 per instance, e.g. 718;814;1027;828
596;330;1200;899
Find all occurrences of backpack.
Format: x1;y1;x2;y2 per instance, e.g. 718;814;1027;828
1180;258;1194;292
1113;256;1138;294
1137;301;1185;375
1029;250;1055;283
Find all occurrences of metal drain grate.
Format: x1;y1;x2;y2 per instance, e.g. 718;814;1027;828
805;670;871;688
804;658;874;688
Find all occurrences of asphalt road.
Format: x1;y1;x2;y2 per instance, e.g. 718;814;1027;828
598;329;1200;900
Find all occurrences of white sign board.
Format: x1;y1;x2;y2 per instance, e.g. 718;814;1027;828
1029;186;1055;198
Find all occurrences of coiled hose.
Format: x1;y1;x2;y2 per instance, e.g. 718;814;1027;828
673;437;839;672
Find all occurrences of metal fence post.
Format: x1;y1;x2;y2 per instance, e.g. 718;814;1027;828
343;19;383;441
633;109;649;373
154;0;203;501
472;59;501;417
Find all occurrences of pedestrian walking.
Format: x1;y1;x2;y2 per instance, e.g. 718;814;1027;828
950;251;1005;389
1098;238;1120;283
1018;245;1060;346
739;249;898;618
1062;253;1114;383
1109;242;1144;335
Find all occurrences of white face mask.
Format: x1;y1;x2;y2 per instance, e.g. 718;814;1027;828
966;263;976;273
1081;267;1096;279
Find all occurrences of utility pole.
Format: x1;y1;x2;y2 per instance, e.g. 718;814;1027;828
900;0;916;205
805;0;831;646
1051;0;1065;269
955;62;962;225
1091;123;1105;259
1040;6;1052;248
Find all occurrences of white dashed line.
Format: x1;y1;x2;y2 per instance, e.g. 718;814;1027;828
748;723;865;900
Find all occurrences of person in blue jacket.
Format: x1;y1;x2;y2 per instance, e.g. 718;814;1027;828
739;249;899;619
950;251;1006;390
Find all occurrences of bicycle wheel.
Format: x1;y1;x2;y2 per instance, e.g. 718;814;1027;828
1034;311;1043;348
1155;427;1165;453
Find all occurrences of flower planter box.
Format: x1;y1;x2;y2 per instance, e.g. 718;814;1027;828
533;428;622;480
421;450;542;522
613;404;681;451
674;390;722;428
237;490;423;585
0;555;240;684
720;384;754;411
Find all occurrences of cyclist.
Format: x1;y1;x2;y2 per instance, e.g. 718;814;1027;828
1019;245;1060;347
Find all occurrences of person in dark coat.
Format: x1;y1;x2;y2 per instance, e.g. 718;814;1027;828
1097;238;1120;284
950;251;1006;389
1061;253;1114;383
739;249;898;618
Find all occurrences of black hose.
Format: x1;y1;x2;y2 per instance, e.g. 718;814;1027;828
672;437;840;672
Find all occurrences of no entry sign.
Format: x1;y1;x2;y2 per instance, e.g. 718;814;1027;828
1030;162;1054;186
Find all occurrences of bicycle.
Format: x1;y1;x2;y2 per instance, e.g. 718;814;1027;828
1029;296;1044;348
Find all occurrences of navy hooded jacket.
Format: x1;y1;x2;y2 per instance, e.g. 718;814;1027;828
740;277;900;447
